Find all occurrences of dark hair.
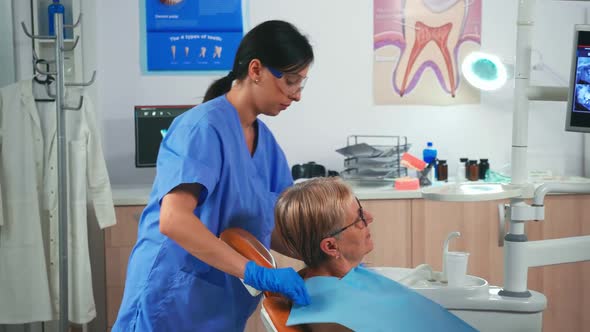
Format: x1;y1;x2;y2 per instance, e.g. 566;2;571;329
203;20;314;102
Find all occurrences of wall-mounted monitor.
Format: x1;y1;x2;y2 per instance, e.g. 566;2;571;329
134;105;194;167
566;25;590;133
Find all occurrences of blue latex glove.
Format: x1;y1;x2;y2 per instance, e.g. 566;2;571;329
244;261;311;306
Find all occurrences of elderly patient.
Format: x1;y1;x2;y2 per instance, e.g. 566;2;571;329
274;177;477;332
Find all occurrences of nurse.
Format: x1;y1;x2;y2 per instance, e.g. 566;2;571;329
113;20;314;331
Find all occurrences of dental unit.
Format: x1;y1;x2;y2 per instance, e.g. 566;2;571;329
418;0;590;331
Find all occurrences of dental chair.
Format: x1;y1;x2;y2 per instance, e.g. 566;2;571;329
220;228;304;332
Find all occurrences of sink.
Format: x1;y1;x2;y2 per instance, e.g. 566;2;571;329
369;267;489;301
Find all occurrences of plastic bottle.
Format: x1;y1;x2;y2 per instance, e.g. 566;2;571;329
48;0;65;37
422;142;438;164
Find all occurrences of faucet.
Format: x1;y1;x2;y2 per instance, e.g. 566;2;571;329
441;231;461;283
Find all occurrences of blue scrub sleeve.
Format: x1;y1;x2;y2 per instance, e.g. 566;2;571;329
155;122;222;205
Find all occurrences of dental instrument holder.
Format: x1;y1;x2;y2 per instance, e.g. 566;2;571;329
418;163;435;187
21;12;95;332
441;231;461;283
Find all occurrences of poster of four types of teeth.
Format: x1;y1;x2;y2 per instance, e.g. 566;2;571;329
146;0;242;71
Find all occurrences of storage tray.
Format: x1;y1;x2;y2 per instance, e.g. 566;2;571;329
337;135;409;181
344;157;401;169
341;167;408;180
336;143;411;158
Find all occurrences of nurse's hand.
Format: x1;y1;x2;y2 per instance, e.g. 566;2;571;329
244;261;311;306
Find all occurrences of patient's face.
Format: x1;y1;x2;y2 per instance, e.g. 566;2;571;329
337;198;374;264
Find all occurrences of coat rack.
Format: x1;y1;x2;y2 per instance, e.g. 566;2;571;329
21;11;96;332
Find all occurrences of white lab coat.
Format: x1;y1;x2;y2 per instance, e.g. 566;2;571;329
0;80;116;324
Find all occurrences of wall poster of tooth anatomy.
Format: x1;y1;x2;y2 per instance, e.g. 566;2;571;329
145;0;243;71
373;0;482;105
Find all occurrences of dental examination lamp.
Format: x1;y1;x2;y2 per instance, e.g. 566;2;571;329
461;50;565;98
461;51;508;91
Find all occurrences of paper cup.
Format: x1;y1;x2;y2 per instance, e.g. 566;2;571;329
445;251;470;287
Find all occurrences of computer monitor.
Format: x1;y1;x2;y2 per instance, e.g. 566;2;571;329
566;25;590;133
134;105;195;167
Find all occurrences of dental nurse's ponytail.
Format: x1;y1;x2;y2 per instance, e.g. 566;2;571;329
203;72;235;103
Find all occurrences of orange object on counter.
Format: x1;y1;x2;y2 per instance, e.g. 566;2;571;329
394;177;420;190
401;152;427;171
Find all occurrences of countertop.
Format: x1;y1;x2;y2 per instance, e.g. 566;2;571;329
111;182;422;206
111;176;590;206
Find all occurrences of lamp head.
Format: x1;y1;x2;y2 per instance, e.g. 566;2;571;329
462;51;508;91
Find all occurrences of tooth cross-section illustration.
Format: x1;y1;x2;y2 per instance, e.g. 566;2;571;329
399;21;455;96
396;0;465;97
374;0;482;101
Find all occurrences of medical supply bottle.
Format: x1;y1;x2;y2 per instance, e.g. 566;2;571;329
479;159;490;180
48;0;65;36
422;142;437;164
468;160;479;181
437;160;448;182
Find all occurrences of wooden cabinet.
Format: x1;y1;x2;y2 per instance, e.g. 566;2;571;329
109;196;589;332
411;199;507;285
361;199;413;268
104;206;142;331
411;196;590;332
526;195;590;332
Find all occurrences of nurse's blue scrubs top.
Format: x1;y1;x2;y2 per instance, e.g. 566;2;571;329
113;95;293;332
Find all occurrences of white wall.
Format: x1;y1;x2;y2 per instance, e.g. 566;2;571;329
92;0;589;186
10;0;33;82
0;0;15;88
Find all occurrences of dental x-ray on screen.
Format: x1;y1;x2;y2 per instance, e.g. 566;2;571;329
566;25;590;133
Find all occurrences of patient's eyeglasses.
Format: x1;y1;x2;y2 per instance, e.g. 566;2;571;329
267;66;308;96
327;197;368;238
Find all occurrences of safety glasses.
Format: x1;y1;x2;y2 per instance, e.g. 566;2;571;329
267;66;308;96
327;197;369;238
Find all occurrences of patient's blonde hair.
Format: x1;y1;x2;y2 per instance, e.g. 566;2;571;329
275;177;353;268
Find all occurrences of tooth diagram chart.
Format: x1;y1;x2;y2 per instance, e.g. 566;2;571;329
145;0;243;71
374;0;482;105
